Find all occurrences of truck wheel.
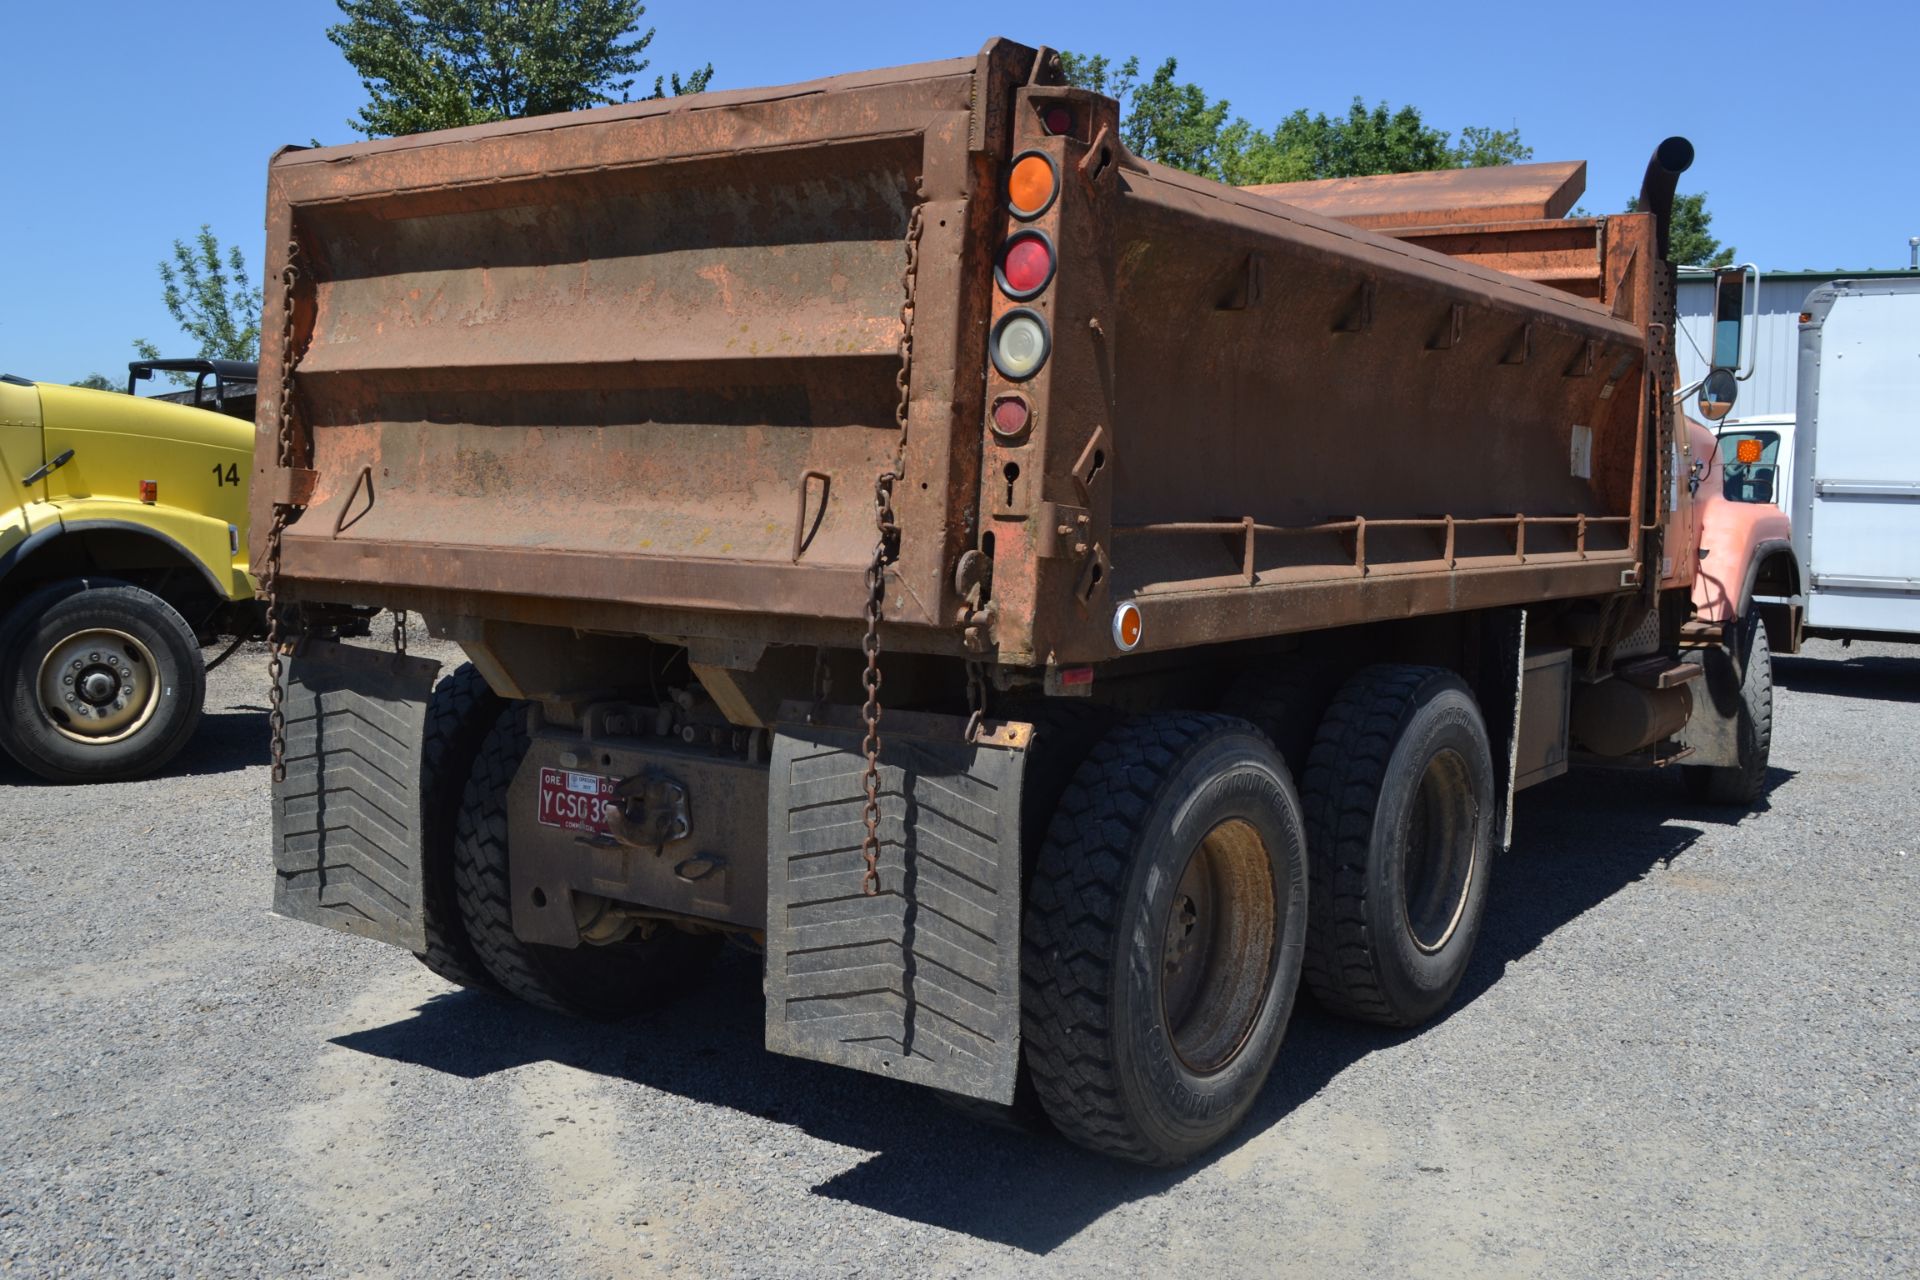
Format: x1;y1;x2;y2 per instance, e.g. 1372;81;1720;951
1683;611;1773;806
452;707;720;1017
1299;666;1493;1028
0;578;205;784
1221;657;1342;774
1022;714;1308;1165
412;663;505;991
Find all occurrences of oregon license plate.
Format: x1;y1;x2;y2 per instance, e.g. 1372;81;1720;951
536;767;618;835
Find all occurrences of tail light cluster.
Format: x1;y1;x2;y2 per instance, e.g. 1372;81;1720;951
988;146;1062;437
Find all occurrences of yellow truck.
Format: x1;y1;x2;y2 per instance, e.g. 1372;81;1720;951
0;359;262;782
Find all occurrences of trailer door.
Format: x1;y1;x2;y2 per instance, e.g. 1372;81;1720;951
1804;288;1920;634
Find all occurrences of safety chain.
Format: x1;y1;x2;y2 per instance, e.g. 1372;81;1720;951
964;660;988;744
891;198;925;464
391;609;409;656
264;242;302;784
858;475;896;897
855;192;926;897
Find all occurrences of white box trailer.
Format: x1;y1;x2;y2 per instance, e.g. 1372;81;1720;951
1792;278;1920;642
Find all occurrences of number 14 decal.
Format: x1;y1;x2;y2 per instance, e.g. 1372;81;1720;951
212;462;240;487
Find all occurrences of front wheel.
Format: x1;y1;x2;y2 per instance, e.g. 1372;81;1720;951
0;578;206;783
1022;713;1308;1165
1683;610;1773;807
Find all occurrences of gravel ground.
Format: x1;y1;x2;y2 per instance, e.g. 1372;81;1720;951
1;635;1915;1278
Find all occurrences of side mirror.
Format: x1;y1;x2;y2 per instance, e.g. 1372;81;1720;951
1698;367;1738;421
1710;265;1747;371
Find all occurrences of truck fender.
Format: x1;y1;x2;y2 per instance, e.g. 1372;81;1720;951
0;519;229;613
1741;539;1803;656
1739;539;1801;615
1691;496;1795;625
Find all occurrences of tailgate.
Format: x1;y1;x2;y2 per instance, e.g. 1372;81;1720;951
254;43;1044;637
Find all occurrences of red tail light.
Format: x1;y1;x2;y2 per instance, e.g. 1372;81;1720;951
991;394;1030;437
996;230;1055;300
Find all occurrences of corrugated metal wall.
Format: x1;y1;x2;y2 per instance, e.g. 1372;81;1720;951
1675;274;1832;419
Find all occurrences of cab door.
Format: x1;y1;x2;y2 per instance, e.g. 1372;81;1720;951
0;377;50;563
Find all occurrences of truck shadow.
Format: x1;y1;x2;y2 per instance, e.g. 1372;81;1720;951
1774;652;1920;704
168;707;271;775
0;706;268;785
331;761;1790;1254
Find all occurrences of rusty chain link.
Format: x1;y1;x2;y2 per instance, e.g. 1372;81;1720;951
391;608;409;656
264;241;302;784
858;475;895;897
964;660;988;744
855;191;926;897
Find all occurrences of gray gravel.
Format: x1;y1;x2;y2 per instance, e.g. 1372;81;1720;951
1;635;1916;1278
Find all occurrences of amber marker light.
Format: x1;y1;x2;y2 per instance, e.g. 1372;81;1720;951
1112;601;1143;651
1735;437;1764;464
1007;151;1059;219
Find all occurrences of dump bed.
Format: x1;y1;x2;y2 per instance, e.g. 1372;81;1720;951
255;39;1678;668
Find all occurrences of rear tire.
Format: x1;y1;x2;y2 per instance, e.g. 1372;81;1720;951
1221;657;1343;775
1683;611;1772;807
0;577;205;784
1022;713;1308;1165
452;707;720;1017
413;663;505;990
1298;665;1494;1028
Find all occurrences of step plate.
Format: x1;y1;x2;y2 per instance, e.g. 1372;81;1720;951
271;639;442;952
765;706;1030;1105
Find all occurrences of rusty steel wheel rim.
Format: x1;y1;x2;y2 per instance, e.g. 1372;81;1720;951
35;627;161;745
1401;748;1479;954
1159;818;1279;1075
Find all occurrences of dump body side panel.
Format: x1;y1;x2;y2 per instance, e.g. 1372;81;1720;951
983;94;1666;666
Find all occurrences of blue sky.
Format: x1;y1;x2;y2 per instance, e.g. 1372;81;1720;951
3;0;1913;384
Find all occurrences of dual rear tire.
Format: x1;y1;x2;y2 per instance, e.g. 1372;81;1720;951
418;669;717;1016
1021;668;1495;1162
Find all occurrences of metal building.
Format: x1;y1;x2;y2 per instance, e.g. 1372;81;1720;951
1676;266;1918;418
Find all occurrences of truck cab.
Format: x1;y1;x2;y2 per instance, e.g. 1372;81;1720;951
0;361;262;782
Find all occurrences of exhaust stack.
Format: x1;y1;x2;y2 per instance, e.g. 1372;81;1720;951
1638;137;1695;262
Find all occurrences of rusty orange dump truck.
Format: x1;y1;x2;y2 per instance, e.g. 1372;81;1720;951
256;39;1791;1164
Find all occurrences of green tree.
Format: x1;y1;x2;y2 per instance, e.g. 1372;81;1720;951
70;373;123;392
1625;191;1734;267
134;227;261;387
327;0;711;138
1063;52;1530;185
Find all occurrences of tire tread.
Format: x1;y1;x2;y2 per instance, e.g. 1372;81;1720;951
1298;664;1451;1027
1022;712;1256;1164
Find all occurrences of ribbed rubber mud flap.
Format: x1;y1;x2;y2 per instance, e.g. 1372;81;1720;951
271;639;442;951
765;707;1030;1104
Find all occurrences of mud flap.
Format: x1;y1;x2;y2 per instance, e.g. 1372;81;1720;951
271;639;442;951
765;706;1030;1105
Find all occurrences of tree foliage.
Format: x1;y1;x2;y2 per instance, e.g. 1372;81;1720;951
1061;52;1530;185
327;0;710;138
1626;191;1735;267
70;373;122;392
134;227;260;387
